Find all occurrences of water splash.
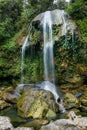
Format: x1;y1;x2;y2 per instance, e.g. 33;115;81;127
43;11;55;83
21;36;29;84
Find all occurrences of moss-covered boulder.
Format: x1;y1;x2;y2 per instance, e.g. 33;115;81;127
17;87;58;119
64;93;80;109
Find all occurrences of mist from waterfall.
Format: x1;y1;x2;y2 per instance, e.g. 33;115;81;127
21;36;29;84
43;11;55;83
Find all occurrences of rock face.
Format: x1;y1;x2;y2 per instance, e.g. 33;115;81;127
0;116;13;130
64;93;80;109
17;87;58;118
33;9;76;37
40;119;78;130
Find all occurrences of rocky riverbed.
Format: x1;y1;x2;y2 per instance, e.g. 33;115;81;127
0;77;87;130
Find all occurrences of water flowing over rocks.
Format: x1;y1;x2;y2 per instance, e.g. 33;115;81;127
33;9;76;37
17;87;58;119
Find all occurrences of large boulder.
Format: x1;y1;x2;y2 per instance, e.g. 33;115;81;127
64;93;80;109
17;87;58;119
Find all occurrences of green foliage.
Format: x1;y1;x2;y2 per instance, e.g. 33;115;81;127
0;0;23;42
66;0;87;19
77;18;87;42
66;0;87;43
22;57;43;83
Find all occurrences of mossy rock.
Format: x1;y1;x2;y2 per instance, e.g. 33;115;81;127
17;88;58;119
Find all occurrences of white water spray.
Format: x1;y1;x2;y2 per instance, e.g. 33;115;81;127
43;11;55;83
42;11;66;113
21;36;29;83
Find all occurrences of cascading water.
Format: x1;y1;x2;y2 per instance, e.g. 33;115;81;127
21;36;29;84
43;11;55;83
42;11;66;113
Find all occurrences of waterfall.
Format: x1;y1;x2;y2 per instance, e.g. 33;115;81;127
43;11;55;83
42;11;66;113
62;10;67;44
21;36;29;84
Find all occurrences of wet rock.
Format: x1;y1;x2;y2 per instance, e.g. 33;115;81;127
40;119;78;130
17;87;58;118
0;116;13;130
64;93;80;109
